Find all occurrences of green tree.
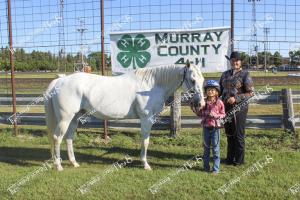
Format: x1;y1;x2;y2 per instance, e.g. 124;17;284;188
289;50;300;66
239;52;250;68
87;51;110;71
273;51;282;67
257;51;273;68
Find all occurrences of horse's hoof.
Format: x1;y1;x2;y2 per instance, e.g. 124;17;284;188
72;162;80;168
144;165;152;170
56;165;64;171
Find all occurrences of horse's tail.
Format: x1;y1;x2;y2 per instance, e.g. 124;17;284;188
44;78;60;160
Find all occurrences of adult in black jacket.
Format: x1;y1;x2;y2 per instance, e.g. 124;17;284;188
219;51;254;166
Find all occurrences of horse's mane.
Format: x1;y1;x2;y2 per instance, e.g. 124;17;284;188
133;64;204;87
133;65;183;86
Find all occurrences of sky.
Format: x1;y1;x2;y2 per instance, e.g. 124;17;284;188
0;0;299;57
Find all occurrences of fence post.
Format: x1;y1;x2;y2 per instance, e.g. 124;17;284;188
281;88;295;133
170;91;181;137
7;0;18;135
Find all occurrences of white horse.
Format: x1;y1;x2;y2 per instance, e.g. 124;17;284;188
44;62;205;171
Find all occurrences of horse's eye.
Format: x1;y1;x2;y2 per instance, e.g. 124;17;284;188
191;80;195;84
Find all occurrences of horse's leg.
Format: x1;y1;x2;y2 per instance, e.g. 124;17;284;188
140;118;153;170
53;119;73;171
53;131;64;171
66;117;80;168
66;139;80;167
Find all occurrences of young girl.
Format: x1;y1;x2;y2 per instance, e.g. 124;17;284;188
192;80;225;174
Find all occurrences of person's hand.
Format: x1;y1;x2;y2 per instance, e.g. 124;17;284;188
201;101;206;108
209;111;219;118
227;97;236;105
209;112;215;118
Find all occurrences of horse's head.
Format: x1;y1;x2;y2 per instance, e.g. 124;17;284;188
181;61;205;111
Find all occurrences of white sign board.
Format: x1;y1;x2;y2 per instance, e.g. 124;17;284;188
110;27;231;74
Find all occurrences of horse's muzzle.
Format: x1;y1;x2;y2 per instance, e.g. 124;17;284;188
191;93;204;112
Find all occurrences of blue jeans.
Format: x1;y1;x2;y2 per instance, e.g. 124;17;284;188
203;127;220;172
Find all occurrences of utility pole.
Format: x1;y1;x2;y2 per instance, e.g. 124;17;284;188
58;0;66;72
249;0;260;69
231;0;234;51
77;18;88;68
7;0;18;135
263;27;270;73
100;0;109;141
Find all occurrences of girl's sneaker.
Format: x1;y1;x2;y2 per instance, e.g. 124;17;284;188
212;171;219;175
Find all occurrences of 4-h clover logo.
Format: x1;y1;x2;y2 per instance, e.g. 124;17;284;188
117;34;151;69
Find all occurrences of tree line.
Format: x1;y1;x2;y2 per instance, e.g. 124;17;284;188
0;47;299;72
0;47;110;72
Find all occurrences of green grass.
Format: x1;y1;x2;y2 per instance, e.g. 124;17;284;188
1;84;298;95
0;89;45;94
0;70;299;95
0;71;111;79
1;103;299;117
0;72;61;79
0;71;292;79
1;104;295;115
203;71;292;77
0;80;50;94
0;106;45;113
155;104;290;116
0;125;299;200
255;85;300;91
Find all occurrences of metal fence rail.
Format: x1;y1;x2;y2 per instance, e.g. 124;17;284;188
0;91;300;106
0;113;293;129
1;90;299;129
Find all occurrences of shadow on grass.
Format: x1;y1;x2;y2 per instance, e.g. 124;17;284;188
0;146;199;170
77;129;186;140
76;146;201;169
0;147;122;167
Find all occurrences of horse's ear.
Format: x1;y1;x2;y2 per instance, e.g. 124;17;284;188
186;60;190;68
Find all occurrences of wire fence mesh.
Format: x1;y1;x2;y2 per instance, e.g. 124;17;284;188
0;0;299;73
0;0;299;132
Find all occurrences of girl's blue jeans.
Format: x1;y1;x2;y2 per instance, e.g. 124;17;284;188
203;127;220;173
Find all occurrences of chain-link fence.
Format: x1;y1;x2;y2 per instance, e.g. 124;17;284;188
0;0;299;132
1;0;299;73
